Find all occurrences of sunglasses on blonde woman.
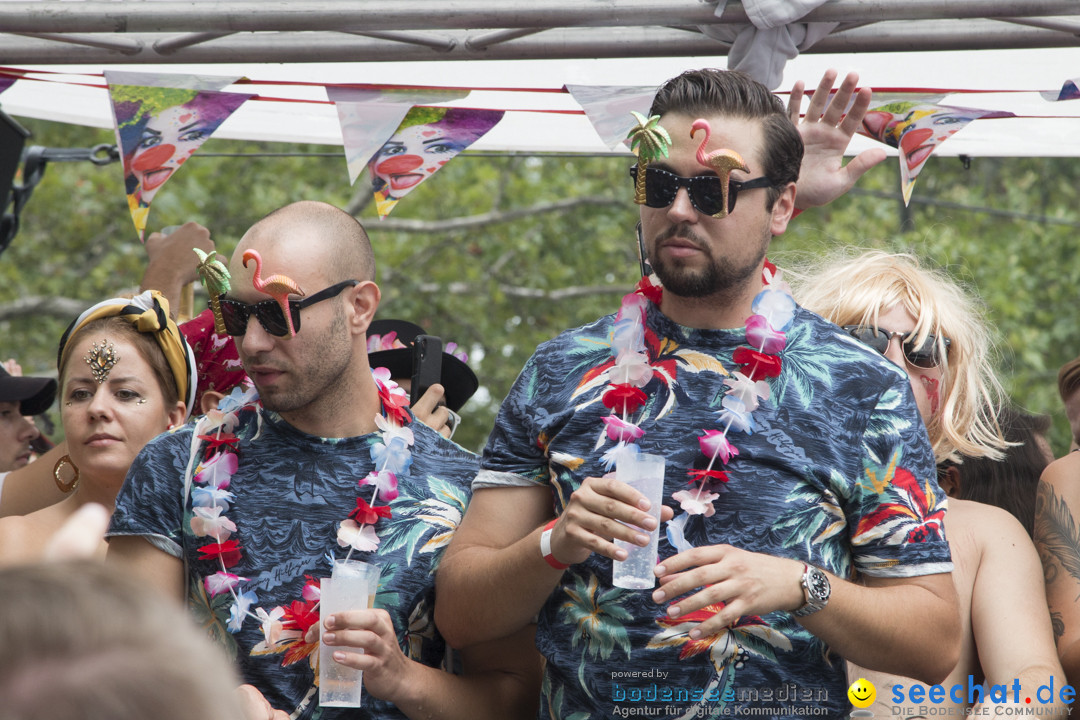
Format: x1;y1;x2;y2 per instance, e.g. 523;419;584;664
843;325;950;369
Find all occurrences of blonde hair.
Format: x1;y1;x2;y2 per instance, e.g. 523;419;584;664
795;250;1007;464
0;561;245;720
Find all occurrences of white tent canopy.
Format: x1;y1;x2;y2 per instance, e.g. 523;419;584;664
2;1;1080;157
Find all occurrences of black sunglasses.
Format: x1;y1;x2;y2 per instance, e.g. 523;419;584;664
630;165;774;217
219;280;359;337
843;325;951;369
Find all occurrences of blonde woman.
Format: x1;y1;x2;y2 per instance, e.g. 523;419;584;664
799;250;1064;716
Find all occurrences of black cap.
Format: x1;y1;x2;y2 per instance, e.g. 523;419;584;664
366;319;479;412
0;365;57;416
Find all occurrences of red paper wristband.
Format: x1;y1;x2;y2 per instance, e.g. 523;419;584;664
540;518;570;570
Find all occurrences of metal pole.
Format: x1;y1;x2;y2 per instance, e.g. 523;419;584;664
0;0;1076;34
0;22;1076;64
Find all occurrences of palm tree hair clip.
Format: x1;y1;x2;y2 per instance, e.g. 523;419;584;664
194;248;232;335
627;111;672;205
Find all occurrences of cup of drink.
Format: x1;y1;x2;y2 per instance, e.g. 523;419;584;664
318;559;381;708
612;452;666;589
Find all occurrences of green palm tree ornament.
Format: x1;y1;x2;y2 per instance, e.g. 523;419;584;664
194;248;232;334
627;111;672;205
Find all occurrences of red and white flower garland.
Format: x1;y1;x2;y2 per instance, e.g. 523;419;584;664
597;260;796;519
188;369;412;656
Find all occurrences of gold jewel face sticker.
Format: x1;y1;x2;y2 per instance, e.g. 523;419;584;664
85;340;120;384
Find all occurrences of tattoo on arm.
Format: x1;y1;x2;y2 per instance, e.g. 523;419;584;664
1035;480;1080;587
1052;611;1065;640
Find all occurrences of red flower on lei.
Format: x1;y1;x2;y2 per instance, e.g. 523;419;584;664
595;259;796;519
188;375;407;665
602;384;648;415
199;539;243;567
349;497;394;525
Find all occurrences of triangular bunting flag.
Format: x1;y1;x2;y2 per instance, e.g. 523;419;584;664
327;86;470;186
1041;79;1080;102
858;100;1012;205
566;85;657;150
105;71;253;240
0;76;18;96
368;106;504;219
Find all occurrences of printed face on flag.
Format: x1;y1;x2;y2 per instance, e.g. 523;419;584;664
367;106;503;218
859;101;989;204
130;104;214;199
111;86;250;239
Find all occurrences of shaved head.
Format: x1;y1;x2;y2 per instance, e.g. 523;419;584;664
236;200;375;285
226;200;383;436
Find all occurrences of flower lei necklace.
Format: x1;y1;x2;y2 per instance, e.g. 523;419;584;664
596;259;796;521
187;368;413;656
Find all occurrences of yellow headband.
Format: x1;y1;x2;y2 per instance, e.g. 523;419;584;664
57;290;196;420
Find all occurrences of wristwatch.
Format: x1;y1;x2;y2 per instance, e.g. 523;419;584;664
794;564;830;617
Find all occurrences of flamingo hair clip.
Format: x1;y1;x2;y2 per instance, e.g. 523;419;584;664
241;249;306;338
690;118;750;219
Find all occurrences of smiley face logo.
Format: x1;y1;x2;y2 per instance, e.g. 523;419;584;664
848;678;876;708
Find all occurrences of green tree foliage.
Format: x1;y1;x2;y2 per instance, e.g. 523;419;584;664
2;117;1077;456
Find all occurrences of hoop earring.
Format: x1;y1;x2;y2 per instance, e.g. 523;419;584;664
53;455;80;494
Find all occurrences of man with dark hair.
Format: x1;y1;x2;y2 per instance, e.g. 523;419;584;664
0;361;54;475
436;69;959;717
1057;356;1080;450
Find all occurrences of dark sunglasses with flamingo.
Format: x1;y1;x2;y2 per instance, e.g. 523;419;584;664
218;280;358;337
629;165;774;217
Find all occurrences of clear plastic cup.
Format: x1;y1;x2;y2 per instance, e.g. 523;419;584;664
612;453;666;589
318;560;380;708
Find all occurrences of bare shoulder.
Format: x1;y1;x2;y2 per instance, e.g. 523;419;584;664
0;512;44;564
951;498;1030;548
1042;453;1080;494
946;498;1036;582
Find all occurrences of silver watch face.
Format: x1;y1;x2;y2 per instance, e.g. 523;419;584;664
806;567;830;602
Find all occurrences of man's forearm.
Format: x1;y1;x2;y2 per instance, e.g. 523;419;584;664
436;523;565;648
390;628;541;720
800;572;960;684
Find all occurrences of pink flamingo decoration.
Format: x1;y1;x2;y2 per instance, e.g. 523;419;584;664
242;249;306;338
690;118;750;219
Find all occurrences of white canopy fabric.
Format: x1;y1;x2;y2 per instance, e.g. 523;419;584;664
3;51;1080;158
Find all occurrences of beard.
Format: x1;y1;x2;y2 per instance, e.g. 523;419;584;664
648;223;767;299
246;305;353;418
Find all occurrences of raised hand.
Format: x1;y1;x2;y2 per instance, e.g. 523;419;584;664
789;69;887;210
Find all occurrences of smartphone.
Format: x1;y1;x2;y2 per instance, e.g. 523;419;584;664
410;335;443;406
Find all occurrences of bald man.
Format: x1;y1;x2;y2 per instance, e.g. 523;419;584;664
107;202;539;720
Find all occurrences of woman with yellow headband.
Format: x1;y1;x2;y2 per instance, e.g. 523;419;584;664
0;290;195;565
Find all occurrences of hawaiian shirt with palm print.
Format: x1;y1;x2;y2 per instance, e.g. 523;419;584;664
480;303;952;719
110;397;476;720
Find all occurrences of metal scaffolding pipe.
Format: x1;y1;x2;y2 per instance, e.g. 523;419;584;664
997;16;1080;34
465;29;548;52
341;30;459;51
815;17;1080;51
0;22;1075;65
0;0;1076;34
153;32;237;54
10;31;143;54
